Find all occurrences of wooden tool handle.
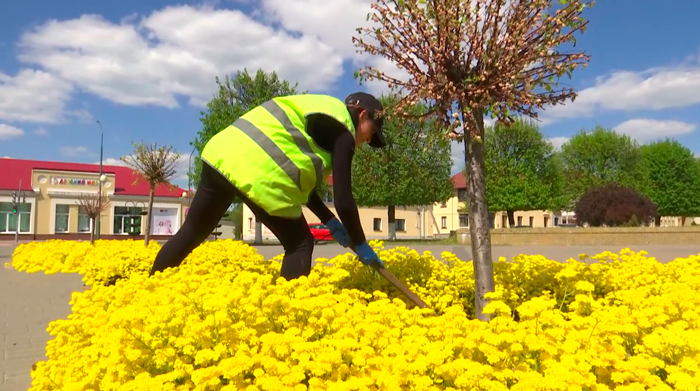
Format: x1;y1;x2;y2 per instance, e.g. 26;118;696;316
349;244;429;309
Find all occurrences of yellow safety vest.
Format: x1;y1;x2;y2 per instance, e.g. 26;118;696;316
202;94;355;218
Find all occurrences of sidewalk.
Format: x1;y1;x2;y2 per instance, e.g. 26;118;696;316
0;265;84;390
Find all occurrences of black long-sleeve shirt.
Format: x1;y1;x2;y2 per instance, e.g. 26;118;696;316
303;111;367;245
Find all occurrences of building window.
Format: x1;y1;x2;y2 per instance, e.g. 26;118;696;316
396;219;406;232
322;187;334;203
55;204;69;233
441;216;447;229
459;214;468;228
373;218;382;231
517;216;523;226
440;201;447;208
113;206;142;234
529;216;534;227
78;207;91;233
249;217;254;230
0;202;31;233
457;189;467;202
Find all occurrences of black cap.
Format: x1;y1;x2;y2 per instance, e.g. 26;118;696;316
345;92;386;148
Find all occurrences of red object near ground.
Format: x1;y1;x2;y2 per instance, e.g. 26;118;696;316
308;223;332;242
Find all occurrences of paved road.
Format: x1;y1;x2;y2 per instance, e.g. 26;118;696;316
1;241;699;390
1;243;84;391
253;242;700;265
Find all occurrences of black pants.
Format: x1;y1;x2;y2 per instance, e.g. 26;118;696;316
150;162;314;279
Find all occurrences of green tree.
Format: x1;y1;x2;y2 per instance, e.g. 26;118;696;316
559;126;641;208
485;118;564;227
351;94;454;240
189;69;304;243
639;139;700;225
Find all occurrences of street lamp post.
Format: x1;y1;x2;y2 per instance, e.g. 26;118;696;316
96;120;105;240
188;144;197;206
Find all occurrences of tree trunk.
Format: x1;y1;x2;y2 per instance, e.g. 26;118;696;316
90;217;95;245
463;108;495;322
145;184;155;246
681;216;687;226
507;210;515;228
255;221;263;244
388;205;396;240
233;203;243;240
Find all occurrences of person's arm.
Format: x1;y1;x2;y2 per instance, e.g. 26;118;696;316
332;131;367;245
306;190;335;224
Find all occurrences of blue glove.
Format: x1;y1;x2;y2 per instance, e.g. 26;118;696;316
326;217;351;247
355;241;385;268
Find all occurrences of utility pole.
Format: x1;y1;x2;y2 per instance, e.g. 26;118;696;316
188;144;197;206
96;120;105;239
13;180;26;243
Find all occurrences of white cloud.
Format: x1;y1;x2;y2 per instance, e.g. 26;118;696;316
260;0;412;96
0;124;25;140
613;119;696;143
17;7;344;109
33;127;48;136
61;146;89;157
173;152;194;182
541;65;700;124
260;0;371;59
100;157;128;166
66;109;94;124
0;69;73;123
547;136;570;151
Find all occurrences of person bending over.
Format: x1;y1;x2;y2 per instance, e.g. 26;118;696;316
150;92;386;279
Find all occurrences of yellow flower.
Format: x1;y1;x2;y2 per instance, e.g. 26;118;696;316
11;239;700;390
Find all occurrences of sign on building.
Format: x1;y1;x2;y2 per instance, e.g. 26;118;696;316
50;177;99;186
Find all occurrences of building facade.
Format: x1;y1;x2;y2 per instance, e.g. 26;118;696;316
429;173;565;233
239;172;569;242
241;200;438;242
0;158;188;240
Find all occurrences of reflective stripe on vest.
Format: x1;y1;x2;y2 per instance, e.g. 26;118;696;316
201;94;354;218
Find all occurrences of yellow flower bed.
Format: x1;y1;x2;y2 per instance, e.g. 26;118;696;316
10;240;700;390
12;239;163;286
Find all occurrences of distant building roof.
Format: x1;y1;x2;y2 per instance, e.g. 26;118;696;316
451;172;466;189
0;158;186;198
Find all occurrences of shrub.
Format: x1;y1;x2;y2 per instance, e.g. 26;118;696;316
575;184;657;227
10;240;700;390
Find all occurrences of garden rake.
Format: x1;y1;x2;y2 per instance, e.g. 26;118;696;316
348;243;429;309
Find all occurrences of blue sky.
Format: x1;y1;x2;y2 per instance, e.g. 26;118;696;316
1;0;700;188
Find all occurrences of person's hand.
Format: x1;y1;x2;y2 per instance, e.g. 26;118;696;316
326;217;351;247
355;242;385;268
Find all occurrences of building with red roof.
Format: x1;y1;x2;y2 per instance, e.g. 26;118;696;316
0;158;188;240
1;157;568;242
